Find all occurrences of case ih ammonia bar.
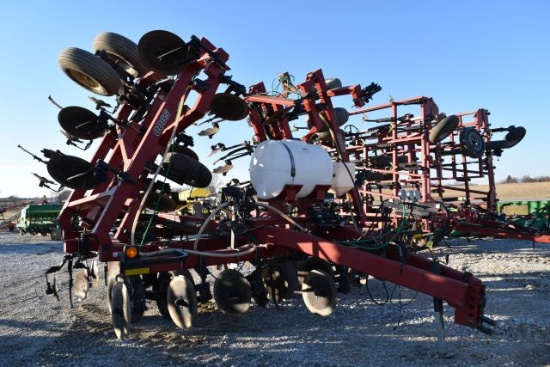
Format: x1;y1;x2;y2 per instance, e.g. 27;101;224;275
32;29;544;341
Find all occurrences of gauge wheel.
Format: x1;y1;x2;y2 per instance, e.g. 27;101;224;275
111;281;131;339
59;47;122;96
167;275;198;329
155;269;195;320
213;269;252;315
162;152;212;188
47;154;106;190
261;260;298;301
93;31;148;78
170;144;199;161
301;269;337;317
58;106;107;140
460;128;485;158
144;192;177;212
429;115;459;143
137;30;199;75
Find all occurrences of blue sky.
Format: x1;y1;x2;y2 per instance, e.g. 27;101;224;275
1;0;548;198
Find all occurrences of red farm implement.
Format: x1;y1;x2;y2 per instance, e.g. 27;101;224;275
28;30;541;341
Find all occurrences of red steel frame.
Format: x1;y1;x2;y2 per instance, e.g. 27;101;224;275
51;32;499;333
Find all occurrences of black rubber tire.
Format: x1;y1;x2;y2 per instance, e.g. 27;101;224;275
47;154;106;190
301;269;337;317
170;144;199;161
58;47;122;96
93;31;148;78
460;128;485;158
58;106;107;140
162;152;212;188
213;269;252;315
429;115;459;143
144;192;177;212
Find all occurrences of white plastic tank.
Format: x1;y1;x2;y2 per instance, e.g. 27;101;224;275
249;139;334;200
330;162;356;197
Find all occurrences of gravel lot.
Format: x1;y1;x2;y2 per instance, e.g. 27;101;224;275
1;231;549;367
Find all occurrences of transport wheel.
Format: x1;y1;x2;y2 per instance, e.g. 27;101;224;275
262;260;298;301
58;47;122;96
47;154;106;190
111;281;131;339
170;145;199;161
301;269;337;317
460;128;485;158
58;106;108;140
93;31;148;78
209;93;249;121
162;153;212;188
137;30;199;75
155;270;195;320
167;275;198;329
297;257;334;285
429;114;459;143
213;269;252;315
144;192;177;212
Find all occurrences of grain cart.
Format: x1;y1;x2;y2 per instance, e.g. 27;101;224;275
38;30;496;340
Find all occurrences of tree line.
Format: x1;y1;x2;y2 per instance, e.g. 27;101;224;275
501;175;550;184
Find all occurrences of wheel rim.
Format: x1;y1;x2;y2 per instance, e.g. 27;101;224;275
67;69;101;93
213;269;251;315
460;128;485;158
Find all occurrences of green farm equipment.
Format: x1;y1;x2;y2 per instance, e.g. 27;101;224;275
16;204;63;239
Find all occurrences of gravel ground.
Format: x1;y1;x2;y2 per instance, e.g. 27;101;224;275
1;231;549;367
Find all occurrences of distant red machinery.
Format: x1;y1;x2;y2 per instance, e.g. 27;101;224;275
30;30;517;340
